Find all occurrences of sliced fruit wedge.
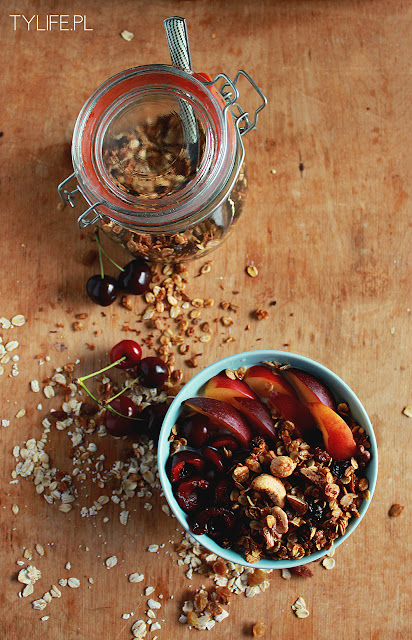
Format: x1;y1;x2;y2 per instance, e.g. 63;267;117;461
308;402;358;460
205;372;258;402
184;397;252;447
284;368;336;409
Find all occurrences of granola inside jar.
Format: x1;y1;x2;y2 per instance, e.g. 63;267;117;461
59;65;266;262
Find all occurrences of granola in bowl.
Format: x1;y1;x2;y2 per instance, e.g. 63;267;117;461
158;350;378;568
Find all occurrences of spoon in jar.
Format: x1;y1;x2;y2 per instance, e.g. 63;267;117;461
164;16;199;170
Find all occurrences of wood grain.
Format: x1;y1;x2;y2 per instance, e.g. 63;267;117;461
1;1;411;638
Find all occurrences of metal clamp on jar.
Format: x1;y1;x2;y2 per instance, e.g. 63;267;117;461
58;18;267;263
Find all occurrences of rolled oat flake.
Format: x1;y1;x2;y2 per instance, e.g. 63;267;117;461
58;18;266;263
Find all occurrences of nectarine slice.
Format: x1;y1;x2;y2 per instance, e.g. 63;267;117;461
205;372;258;402
243;365;295;399
184;397;252;447
284;368;335;409
308;402;358;460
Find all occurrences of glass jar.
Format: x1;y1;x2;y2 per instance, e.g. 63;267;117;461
58;65;266;262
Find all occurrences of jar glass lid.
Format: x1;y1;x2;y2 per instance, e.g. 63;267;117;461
100;93;207;201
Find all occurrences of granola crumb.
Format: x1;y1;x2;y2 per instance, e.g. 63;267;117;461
321;557;335;570
254;308;269;321
246;264;259;278
105;555;118;568
402;406;412;418
389;503;404;517
11;504;19;514
252;621;266;637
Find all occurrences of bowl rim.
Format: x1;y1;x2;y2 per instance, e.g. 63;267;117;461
158;349;378;569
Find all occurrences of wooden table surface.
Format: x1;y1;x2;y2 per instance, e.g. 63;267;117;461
1;1;411;638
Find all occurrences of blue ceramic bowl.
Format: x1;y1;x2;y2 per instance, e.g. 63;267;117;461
158;350;378;569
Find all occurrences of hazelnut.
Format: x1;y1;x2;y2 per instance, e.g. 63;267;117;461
270;455;296;478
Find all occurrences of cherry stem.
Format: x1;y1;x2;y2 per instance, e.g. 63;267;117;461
94;228;124;272
77;356;126;382
76;375;141;420
103;378;139;404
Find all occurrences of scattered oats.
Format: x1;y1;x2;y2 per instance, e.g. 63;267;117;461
0;317;12;329
295;609;310;618
43;592;52;603
2;419;10;427
22;583;34;597
129;573;144;583
131;620;147;638
402;406;412;418
281;568;291;580
105;555;118;568
151;622;161;631
15;409;26;419
23;548;32;560
122;613;131;620
147;598;161;610
120;510;129;525
120;29;134;41
322;557;336;570
43;385;55;399
37;403;43;410
5;340;19;351
144;502;153;511
32;599;47;611
50;585;62;598
326;548;335;558
58;578;67;587
11;504;19;514
161;504;170;516
246;264;259;278
145;586;155;596
40;616;49;622
67;577;80;588
147;610;156;619
35;544;45;557
11;314;25;327
147;544;158;553
0;367;4;376
292;596;310;618
65;562;71;570
58;503;72;513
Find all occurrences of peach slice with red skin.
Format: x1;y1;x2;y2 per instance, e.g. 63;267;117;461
184;397;252;448
268;390;315;438
284;368;336;409
204;372;258;402
243;365;295;399
229;396;278;440
308;402;358;460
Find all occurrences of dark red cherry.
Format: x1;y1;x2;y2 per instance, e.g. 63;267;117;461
168;450;205;484
189;507;236;539
118;259;152;295
86;275;118;306
215;478;231;505
139;402;168;440
180;414;211;448
136;357;169;388
104;396;139;436
175;475;210;513
109;340;142;369
201;446;225;471
209;435;240;451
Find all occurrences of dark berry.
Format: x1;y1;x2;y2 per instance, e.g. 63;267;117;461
118;259;152;295
330;459;351;478
139;402;168;440
104;396;139;436
306;497;325;522
214;478;231;505
86;275;118;306
136;356;169;388
180;414;211;448
175;476;210;513
168;450;205;484
110;340;142;369
189;507;236;539
313;447;331;464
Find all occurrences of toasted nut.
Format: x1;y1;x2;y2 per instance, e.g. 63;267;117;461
232;465;249;483
271;505;289;536
270;456;296;478
389;503;404;517
286;494;308;515
250;474;286;508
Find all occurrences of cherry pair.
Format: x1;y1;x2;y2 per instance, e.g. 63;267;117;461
86;229;152;306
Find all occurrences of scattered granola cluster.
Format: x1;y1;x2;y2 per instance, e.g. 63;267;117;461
0;314;26;380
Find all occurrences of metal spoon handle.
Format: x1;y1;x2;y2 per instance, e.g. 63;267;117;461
164;16;192;71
